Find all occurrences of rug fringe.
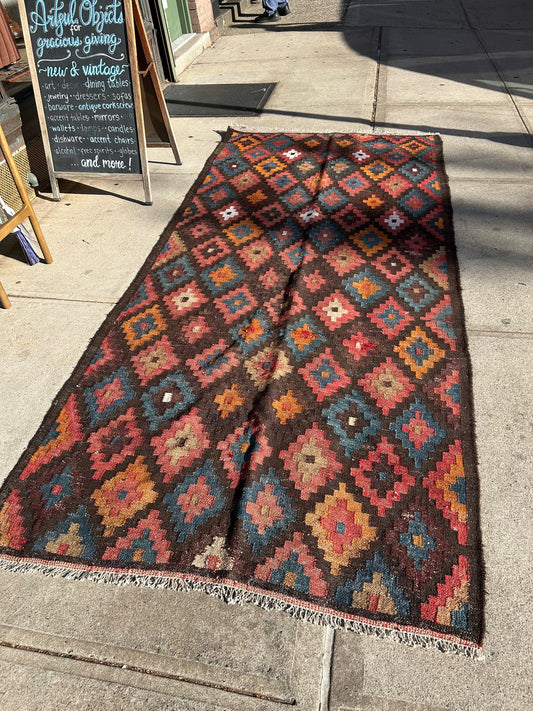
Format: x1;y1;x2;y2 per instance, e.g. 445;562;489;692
0;555;484;660
227;124;442;137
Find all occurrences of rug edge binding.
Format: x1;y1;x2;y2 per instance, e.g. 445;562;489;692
0;554;484;660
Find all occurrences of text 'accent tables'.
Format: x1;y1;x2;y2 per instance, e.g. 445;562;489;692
19;0;153;203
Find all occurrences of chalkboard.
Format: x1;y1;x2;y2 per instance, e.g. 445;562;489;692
20;0;142;176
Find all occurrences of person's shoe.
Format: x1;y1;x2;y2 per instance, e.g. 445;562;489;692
278;3;290;15
253;10;280;22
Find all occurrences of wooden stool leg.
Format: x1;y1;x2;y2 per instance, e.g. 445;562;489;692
28;212;53;264
0;281;12;308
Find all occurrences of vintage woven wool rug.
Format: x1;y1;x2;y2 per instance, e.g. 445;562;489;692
0;130;483;656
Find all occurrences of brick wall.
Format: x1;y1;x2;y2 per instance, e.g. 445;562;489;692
187;0;218;40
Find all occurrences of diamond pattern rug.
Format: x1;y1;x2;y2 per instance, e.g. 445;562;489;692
0;130;483;656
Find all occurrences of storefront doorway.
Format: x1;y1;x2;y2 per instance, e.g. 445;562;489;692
143;0;194;83
164;0;194;43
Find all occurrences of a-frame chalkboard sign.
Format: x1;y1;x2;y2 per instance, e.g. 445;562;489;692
18;0;180;204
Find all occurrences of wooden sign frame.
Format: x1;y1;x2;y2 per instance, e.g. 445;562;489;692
18;0;180;205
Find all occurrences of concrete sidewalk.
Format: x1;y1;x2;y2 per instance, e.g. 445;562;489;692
0;0;532;708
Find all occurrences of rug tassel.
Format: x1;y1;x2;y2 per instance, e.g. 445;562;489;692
0;555;484;660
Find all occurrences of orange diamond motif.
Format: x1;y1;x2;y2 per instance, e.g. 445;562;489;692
215;384;245;418
306;483;377;575
395;326;445;379
272;390;303;424
209;263;239;287
363;194;384;209
91;456;157;537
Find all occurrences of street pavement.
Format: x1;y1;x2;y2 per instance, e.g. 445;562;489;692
0;0;532;708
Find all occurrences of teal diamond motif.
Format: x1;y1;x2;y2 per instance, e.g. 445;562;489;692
399;512;437;569
323;390;381;458
390;399;446;468
141;371;196;431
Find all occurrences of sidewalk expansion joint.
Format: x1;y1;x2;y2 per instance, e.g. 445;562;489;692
319;627;335;711
370;27;383;130
467;329;532;340
6;294;117;306
0;638;297;705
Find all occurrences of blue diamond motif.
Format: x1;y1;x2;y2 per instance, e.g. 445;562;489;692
323;390;381;458
281;186;312;211
118;529;159;564
156;255;195;293
263;134;294;151
201;257;244;294
390;399;446;468
317;188;349;214
84;367;134;427
366;138;395;153
217;155;248;177
400;160;431;183
335;552;411;616
141;371;196;431
269;552;314;593
230;312;271;355
399;189;434;217
308;221;345;252
40;465;74;510
203;184;235;208
268;219;301;248
399;512;436;569
343;268;389;307
397;273;438;312
284;317;326;361
237;468;297;555
163;460;225;543
33;505;97;559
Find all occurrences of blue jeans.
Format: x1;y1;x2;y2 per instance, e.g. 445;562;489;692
263;0;286;14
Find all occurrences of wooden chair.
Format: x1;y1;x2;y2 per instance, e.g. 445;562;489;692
0;124;52;308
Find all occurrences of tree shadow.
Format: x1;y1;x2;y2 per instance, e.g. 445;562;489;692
229;0;533;128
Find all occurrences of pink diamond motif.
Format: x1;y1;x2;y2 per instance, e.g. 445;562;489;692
299;348;351;402
357;357;415;416
151;408;211;483
87;408;144;480
238;238;273;271
351;437;415;517
186;339;239;386
259;267;282;290
163;280;208;319
182;316;210;345
313;290;359;331
303;270;326;293
214;285;258;324
372;247;413;283
368;296;414;339
279;423;342;500
343;332;377;361
324;245;364;276
265;289;305;324
131;336;181;385
191;237;231;267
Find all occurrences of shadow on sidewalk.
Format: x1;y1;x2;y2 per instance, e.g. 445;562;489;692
230;0;532;137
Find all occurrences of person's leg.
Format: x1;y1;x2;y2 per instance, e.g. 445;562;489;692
263;0;278;14
254;0;281;22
